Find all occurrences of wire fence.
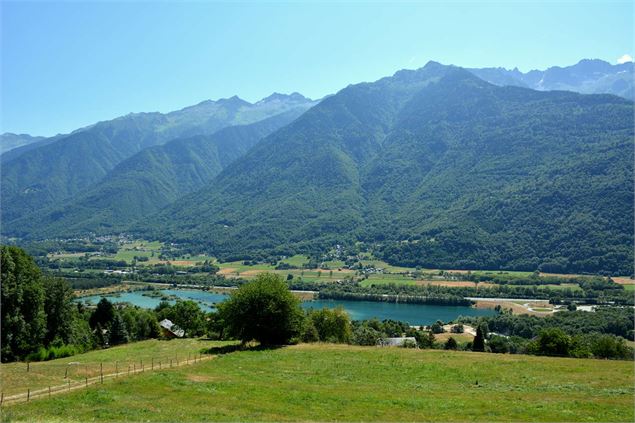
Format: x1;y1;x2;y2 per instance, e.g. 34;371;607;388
0;352;212;407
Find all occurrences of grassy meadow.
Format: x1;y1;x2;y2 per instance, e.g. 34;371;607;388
0;339;221;397
2;342;633;422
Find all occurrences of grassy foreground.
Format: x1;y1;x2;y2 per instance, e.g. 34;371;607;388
0;339;219;396
2;342;633;422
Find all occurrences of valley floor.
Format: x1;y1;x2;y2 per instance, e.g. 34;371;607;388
1;341;633;422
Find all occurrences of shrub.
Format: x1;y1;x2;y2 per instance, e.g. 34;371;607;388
26;344;81;362
444;337;458;350
488;335;510;354
431;321;445;334
450;324;464;333
351;326;383;346
301;318;320;343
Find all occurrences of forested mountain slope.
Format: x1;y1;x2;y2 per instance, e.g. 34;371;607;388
139;62;633;274
1;94;315;225
9;110;306;237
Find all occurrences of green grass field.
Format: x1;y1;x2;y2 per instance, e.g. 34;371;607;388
0;339;219;397
114;240;164;263
3;342;633;422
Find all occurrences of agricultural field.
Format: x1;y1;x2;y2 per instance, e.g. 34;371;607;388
3;343;633;422
43;239;633;302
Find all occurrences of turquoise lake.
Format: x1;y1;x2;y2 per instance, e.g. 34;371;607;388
78;289;494;325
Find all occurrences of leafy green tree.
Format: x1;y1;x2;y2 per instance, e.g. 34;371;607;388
172;300;206;337
206;312;225;340
94;323;109;347
536;328;572;356
590;334;632;359
488;335;510;353
43;277;75;345
307;307;352;343
217;273;304;345
301;318;320;343
1;246;47;361
109;312;129;345
89;298;115;329
121;307;160;341
414;330;436;349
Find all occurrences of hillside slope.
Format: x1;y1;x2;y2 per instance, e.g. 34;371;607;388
5;342;634;422
0;94;315;225
140;63;633;274
9;110;306;236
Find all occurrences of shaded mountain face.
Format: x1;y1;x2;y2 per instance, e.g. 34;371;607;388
0;133;46;154
9;109;307;237
138;63;633;275
469;59;634;99
0;94;316;224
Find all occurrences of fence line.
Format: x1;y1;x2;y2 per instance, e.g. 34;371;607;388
0;353;212;407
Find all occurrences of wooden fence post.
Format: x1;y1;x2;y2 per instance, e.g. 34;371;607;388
49;386;51;398
133;363;136;373
85;376;88;387
116;361;118;377
170;359;172;368
27;388;30;402
65;367;68;379
100;363;104;384
68;380;71;391
27;361;30;372
141;359;143;372
1;391;4;406
151;357;154;370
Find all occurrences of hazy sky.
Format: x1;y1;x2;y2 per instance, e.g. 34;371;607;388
2;1;633;136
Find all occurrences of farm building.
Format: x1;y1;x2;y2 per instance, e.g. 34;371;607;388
377;337;417;348
159;319;184;338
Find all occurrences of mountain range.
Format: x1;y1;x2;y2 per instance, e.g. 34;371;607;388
0;133;46;155
1;93;316;223
1;59;633;275
469;59;634;99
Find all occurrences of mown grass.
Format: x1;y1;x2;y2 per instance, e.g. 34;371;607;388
3;343;633;422
0;339;222;396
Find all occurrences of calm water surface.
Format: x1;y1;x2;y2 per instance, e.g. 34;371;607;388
78;289;494;325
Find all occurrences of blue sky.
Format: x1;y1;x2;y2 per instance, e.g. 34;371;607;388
1;1;633;136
